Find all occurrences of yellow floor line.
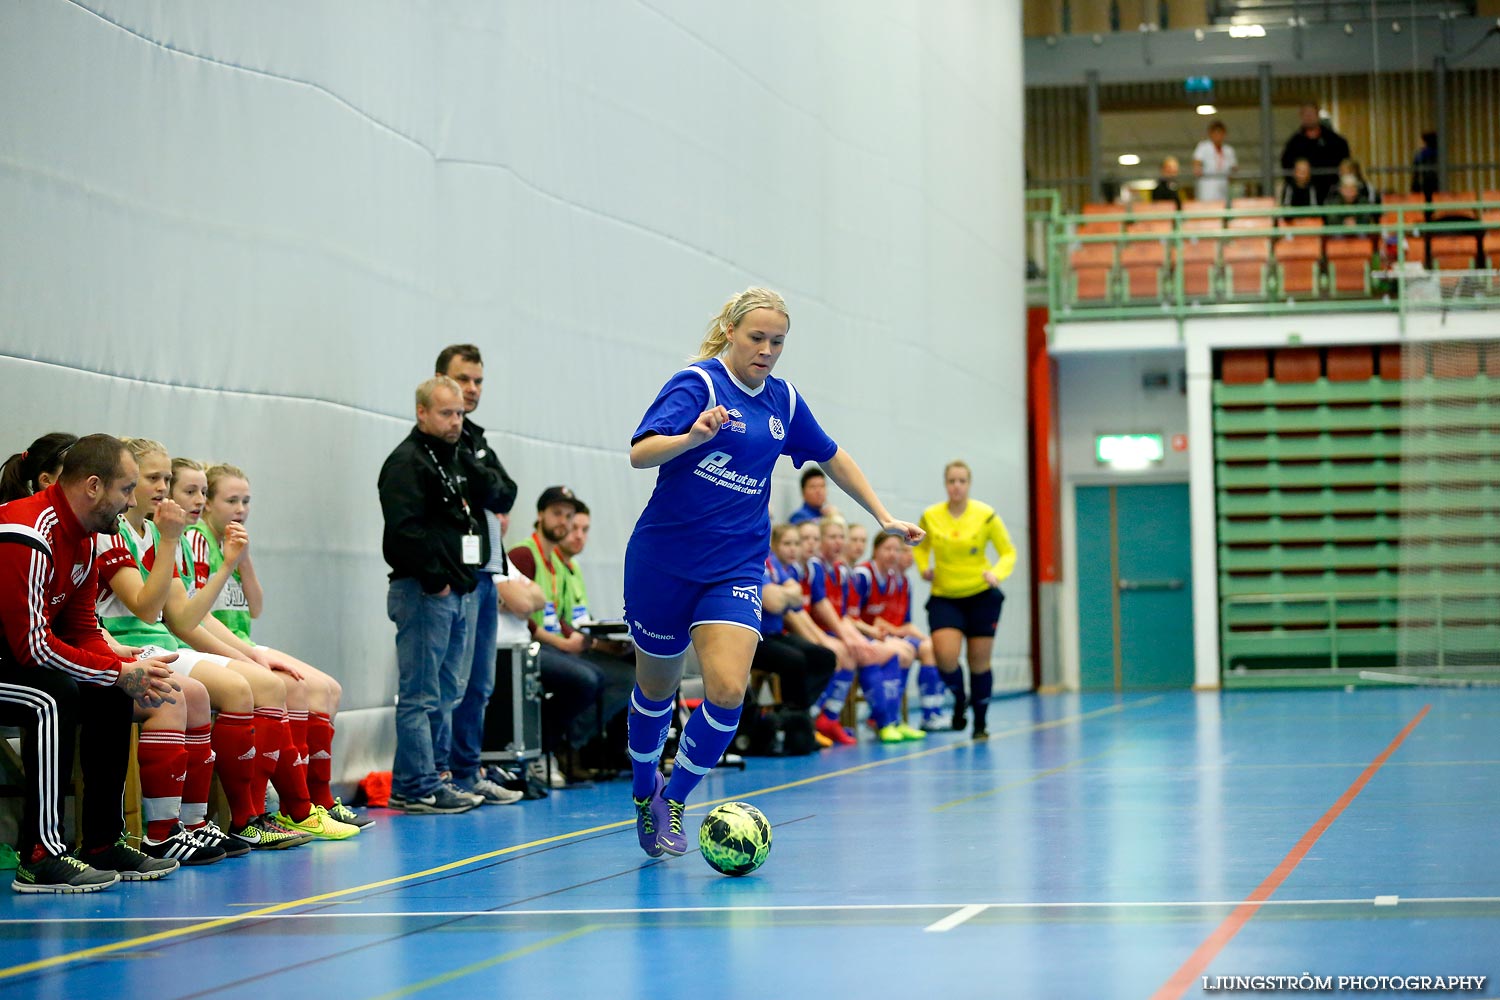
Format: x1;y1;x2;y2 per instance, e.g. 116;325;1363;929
364;924;601;1000
0;695;1158;982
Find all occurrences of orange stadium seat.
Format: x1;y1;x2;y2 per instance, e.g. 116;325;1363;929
1324;236;1375;295
1069;242;1116;304
1326;346;1375;382
1273;348;1321;383
1430;342;1480;379
1430;191;1478;222
1221;349;1269;384
1078;202;1125;235
1273;220;1323;297
1180;201;1224;300
1428;234;1479;271
1120;211;1174;301
1222;199;1275;298
1483;191;1500;266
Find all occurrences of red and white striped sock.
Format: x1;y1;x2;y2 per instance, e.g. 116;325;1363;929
211;711;259;830
181;724;216;829
137;728;187;843
307;712;335;810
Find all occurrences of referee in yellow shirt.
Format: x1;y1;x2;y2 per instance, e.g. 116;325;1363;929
912;460;1016;739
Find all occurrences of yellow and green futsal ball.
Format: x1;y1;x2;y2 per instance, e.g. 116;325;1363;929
698;801;771;876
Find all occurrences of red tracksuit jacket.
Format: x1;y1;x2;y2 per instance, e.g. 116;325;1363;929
0;484;122;684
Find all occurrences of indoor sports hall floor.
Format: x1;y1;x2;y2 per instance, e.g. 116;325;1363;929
0;688;1495;1000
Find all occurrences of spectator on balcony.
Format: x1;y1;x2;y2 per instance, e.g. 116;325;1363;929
1192;120;1237;203
1281;103;1349;202
1339;158;1378;205
1280;159;1321;209
1151;156;1181;207
1326;174;1372;228
1411;130;1439;197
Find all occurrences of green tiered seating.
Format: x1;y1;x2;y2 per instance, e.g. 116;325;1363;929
1215;349;1500;683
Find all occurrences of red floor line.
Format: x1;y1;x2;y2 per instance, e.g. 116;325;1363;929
1150;704;1431;1000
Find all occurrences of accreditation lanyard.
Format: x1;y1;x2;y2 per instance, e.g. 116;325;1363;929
422;444;478;531
530;533;569;632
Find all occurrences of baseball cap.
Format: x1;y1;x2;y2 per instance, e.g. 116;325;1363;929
536;485;581;513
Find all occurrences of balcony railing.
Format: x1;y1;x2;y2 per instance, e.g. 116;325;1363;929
1035;191;1500;324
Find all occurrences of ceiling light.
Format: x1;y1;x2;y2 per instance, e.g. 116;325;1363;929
1228;24;1266;38
1118;154;1141;166
1196;104;1218;115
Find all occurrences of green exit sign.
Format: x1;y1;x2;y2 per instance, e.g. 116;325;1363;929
1096;433;1165;470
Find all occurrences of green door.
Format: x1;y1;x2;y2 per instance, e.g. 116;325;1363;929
1076;483;1195;690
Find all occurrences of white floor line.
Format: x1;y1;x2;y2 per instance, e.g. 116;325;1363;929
3;896;1497;925
924;904;989;933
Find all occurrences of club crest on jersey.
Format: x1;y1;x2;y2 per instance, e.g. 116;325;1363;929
768;416;785;440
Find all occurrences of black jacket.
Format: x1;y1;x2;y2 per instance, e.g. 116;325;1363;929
457;416;518;568
1280;124;1350;200
378;427;497;594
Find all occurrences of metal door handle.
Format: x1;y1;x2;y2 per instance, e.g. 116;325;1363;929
1118;578;1184;591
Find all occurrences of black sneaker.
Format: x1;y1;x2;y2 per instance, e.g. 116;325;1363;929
78;836;178;881
328;798;375;829
142;823;227;866
189;820;250;858
230;814;307;851
11;852;119;894
950;690;968;732
391;785;476;814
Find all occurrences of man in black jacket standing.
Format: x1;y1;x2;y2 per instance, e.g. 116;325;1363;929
379;375;498;814
1281;102;1351;203
434;344;522;805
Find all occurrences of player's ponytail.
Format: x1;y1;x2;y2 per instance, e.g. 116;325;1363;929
692;287;790;361
0;431;78;503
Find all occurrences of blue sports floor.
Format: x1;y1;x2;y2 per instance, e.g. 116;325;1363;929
1;689;1496;999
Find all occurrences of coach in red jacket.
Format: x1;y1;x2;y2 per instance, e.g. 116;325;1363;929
0;433;180;893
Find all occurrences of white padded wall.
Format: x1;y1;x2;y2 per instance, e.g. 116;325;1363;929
0;0;1029;779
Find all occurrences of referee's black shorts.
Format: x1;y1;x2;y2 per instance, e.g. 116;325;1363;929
926;588;1004;638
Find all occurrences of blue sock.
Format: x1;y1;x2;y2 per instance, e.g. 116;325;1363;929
971;671;993;731
663;699;743;803
628;686;676;800
882;657;907;726
918;665;946;721
819;668;854;722
856;664;888;727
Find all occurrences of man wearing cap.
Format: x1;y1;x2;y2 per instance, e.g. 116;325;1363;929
508;486;587;651
435;345;521;806
508;487;610;776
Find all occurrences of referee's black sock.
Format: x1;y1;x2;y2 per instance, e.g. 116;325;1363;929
939;667;966;704
970;671;993;733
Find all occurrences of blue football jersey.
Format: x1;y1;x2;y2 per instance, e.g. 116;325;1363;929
629;358;838;582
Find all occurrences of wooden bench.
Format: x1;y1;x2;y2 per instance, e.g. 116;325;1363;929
1;724;143;845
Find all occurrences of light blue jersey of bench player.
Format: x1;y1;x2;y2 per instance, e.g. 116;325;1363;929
624;358;838;657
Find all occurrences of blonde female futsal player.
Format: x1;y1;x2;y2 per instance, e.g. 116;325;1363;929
621;286;923;857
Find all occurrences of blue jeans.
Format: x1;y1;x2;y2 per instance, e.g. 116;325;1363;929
448;572;497;782
388;578;471;799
